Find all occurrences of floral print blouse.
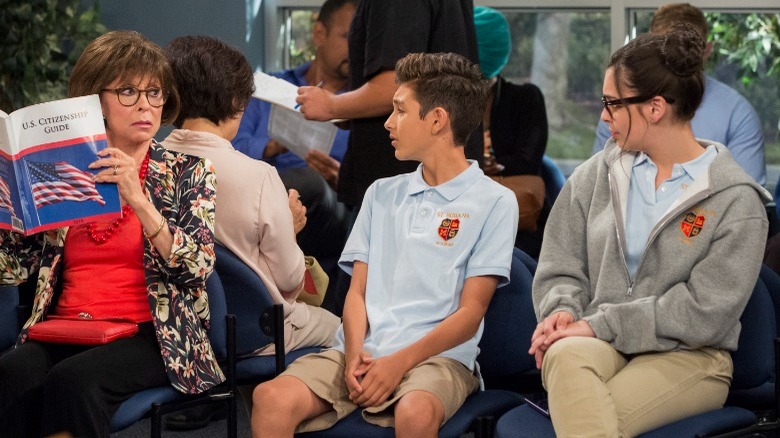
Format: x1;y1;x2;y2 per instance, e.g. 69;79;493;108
0;141;221;394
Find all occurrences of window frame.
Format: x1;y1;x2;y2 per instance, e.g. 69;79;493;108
262;0;779;71
262;0;780;176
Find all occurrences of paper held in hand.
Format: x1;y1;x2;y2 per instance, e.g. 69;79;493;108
268;105;336;160
252;71;301;111
253;71;339;160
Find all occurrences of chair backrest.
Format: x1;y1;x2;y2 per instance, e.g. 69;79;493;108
541;155;566;203
0;285;19;351
205;269;228;360
214;244;275;355
478;248;538;389
730;265;778;394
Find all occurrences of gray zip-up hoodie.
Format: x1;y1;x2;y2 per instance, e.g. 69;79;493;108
534;139;770;354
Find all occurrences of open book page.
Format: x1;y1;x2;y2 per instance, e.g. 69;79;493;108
1;95;120;235
268;105;336;160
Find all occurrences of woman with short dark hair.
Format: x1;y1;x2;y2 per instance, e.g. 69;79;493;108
161;35;340;357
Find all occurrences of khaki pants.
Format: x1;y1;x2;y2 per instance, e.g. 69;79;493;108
541;337;733;438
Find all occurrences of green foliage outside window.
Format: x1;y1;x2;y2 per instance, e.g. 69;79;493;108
279;8;779;163
0;0;106;113
708;13;780;158
288;10;316;68
708;13;780;83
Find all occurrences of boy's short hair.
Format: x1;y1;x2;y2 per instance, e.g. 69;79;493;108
395;52;488;146
650;3;708;41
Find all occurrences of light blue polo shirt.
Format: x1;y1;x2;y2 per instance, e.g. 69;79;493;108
625;146;717;277
333;160;518;370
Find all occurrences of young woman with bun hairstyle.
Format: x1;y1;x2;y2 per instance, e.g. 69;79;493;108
528;24;770;437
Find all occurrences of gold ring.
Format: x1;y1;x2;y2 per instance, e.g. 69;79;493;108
113;164;119;175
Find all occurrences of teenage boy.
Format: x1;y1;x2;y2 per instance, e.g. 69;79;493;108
251;52;519;438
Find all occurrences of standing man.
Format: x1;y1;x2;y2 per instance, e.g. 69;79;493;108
591;3;766;185
295;0;483;212
232;0;357;279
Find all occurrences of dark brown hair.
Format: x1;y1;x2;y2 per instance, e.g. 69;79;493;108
395;52;488;146
650;3;709;42
317;0;358;29
608;24;705;123
69;30;179;125
165;36;254;128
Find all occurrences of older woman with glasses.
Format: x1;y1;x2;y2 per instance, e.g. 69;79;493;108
528;24;770;437
0;31;218;438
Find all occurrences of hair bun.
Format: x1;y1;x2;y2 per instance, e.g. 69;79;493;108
660;24;705;77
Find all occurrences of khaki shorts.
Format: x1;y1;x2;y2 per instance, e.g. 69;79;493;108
281;349;479;432
254;305;341;356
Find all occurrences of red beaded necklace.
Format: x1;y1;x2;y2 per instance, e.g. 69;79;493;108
86;150;151;244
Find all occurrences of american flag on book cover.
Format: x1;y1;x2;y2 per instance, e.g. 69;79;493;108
0;175;14;215
26;161;105;209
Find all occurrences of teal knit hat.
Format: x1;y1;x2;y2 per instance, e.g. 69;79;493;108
473;6;511;79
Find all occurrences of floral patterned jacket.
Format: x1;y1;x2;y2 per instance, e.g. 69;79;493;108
0;141;222;395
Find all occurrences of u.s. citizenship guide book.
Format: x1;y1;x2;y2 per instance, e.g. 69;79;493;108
0;95;120;235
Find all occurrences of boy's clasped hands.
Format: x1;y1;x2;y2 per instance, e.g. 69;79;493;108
345;350;407;407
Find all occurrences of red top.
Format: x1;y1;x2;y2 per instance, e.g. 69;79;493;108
56;209;151;322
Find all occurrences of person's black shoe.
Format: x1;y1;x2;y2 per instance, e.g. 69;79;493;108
165;403;228;431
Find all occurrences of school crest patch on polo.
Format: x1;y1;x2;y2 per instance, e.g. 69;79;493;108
680;211;705;238
438;218;460;241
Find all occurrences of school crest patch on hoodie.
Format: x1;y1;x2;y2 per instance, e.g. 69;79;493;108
680;211;705;238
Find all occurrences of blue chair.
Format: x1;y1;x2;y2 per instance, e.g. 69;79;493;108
295;248;537;438
494;266;780;438
110;271;238;437
480;249;542;395
540;155;566;203
213;244;321;382
112;244;328;436
726;265;780;420
0;285;19;353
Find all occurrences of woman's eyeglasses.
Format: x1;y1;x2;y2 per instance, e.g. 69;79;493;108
601;94;675;118
101;86;167;107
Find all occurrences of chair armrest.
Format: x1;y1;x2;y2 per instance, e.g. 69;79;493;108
260;303;286;376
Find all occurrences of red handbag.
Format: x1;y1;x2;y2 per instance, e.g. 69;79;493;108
27;316;139;345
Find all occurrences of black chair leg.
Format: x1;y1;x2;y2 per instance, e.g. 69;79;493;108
260;303;287;375
151;403;163;438
228;396;238;438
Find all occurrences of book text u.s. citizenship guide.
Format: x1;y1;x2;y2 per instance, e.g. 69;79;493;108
0;95;120;235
